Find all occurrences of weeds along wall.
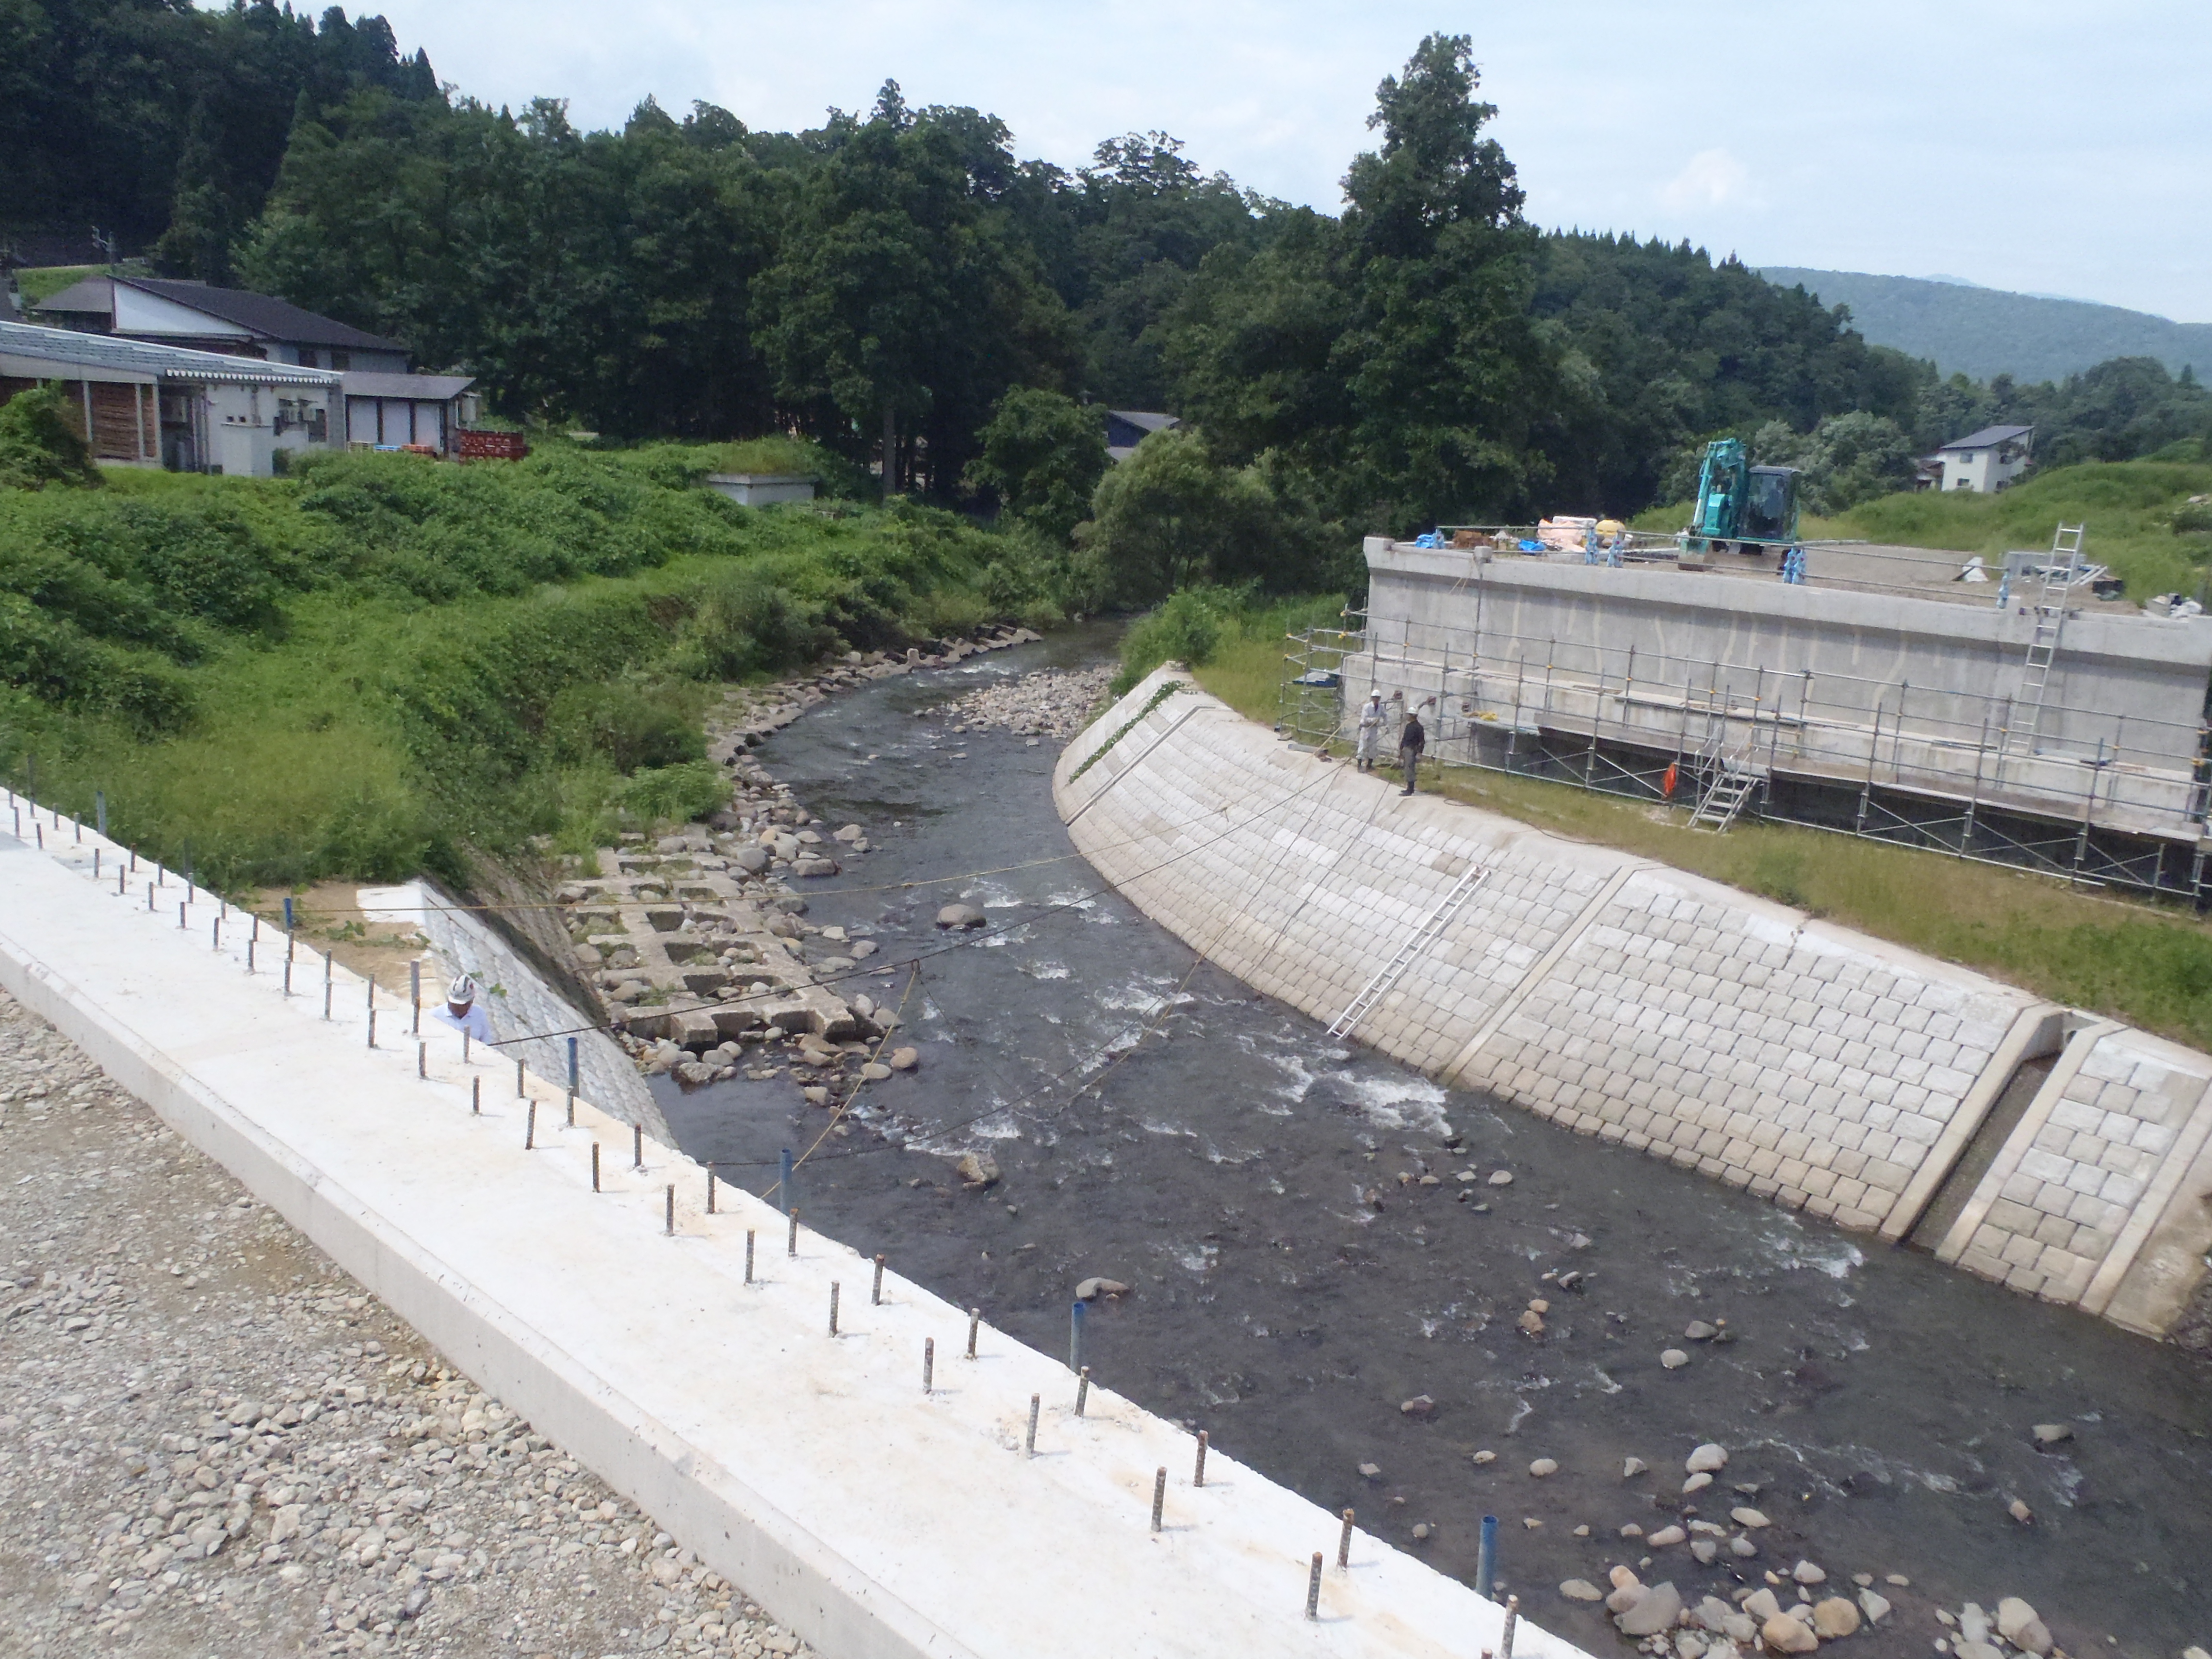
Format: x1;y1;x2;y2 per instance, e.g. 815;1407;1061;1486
1055;671;2212;1342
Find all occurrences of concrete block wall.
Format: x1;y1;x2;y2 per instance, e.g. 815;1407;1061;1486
1056;670;2212;1340
1937;1024;2212;1321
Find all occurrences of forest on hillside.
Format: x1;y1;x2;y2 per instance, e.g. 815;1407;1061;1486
5;3;2210;547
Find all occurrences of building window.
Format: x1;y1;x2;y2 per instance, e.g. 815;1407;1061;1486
330;351;350;371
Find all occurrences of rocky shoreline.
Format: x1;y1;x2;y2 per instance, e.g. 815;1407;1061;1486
548;626;1043;1115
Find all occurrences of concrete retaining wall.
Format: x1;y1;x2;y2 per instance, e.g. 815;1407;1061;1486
1054;671;2212;1340
0;795;1580;1659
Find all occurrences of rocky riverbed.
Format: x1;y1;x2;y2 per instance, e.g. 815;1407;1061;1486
0;987;821;1659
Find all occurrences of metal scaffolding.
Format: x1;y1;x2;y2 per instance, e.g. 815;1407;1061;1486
1279;614;2212;904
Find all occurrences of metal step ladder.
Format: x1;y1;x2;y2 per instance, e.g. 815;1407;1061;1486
2008;523;2085;756
1328;864;1491;1038
1688;755;1761;831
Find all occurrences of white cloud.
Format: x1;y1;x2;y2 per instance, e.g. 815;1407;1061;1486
1659;148;1755;213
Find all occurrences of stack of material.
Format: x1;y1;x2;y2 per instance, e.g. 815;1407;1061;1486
1536;515;1598;550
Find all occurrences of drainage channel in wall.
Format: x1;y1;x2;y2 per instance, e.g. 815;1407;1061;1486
1908;1049;2061;1254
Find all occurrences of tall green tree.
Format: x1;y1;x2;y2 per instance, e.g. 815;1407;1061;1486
965;387;1105;543
754;83;1073;499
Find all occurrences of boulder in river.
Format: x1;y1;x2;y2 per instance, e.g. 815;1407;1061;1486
1622;1456;1648;1478
1856;1590;1891;1625
1614;1583;1682;1636
1401;1395;1437;1419
1527;1456;1557;1476
1560;1579;1603;1602
1811;1598;1860;1638
1995;1598;2051;1656
2030;1422;2072;1446
1075;1277;1129;1300
956;1151;1000;1188
937;903;987;929
1686;1442;1729;1473
1645;1524;1685;1547
1660;1348;1690;1369
1761;1613;1818;1653
1731;1507;1769;1528
888;1046;919;1070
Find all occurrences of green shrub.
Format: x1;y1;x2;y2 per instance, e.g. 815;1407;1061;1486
614;760;729;824
546;681;705;772
0;384;101;492
1114;587;1235;694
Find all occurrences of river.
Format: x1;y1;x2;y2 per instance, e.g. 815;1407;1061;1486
651;633;2210;1656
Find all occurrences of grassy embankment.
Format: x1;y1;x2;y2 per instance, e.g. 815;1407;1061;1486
1170;461;2212;1049
0;441;1063;890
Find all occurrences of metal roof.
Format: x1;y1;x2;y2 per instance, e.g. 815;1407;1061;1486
1940;424;2034;451
339;371;477;400
0;320;344;386
34;275;405;353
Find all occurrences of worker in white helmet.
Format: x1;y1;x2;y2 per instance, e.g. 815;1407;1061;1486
1354;691;1387;771
432;973;494;1044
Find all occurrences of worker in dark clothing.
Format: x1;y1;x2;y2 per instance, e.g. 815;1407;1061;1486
1398;708;1426;795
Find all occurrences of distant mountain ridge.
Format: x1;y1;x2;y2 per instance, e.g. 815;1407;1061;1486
1756;268;2211;385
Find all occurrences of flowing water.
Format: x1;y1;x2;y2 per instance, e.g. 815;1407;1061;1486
653;636;2210;1656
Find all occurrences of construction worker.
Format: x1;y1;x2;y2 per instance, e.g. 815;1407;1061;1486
433;972;494;1044
1355;692;1386;771
1399;706;1427;795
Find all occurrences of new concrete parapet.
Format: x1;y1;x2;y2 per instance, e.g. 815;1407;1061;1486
0;796;1586;1659
1054;671;2212;1341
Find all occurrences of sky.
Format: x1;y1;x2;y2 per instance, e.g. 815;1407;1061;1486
346;0;2210;322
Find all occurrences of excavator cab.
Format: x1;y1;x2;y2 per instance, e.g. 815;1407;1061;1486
1740;466;1799;544
1685;438;1801;556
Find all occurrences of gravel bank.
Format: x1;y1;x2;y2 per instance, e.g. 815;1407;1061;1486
932;663;1115;739
0;986;820;1659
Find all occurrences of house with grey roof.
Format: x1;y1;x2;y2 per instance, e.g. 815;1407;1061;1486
1104;409;1179;463
29;275;479;458
1934;424;2034;493
0;319;343;476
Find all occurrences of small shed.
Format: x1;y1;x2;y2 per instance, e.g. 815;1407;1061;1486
341;371;480;456
704;473;817;506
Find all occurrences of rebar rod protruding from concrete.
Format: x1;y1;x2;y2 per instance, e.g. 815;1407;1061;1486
212;915;221;952
516;1058;525;1098
1150;1467;1166;1533
1338;1508;1354;1569
1475;1514;1497;1600
410;961;420;1035
1194;1430;1208;1488
417;1040;427;1079
706;1169;717;1214
786;1207;799;1257
1075;1366;1090;1417
923;1338;934;1393
872;1253;886;1305
462;1031;469;1062
471;1077;481;1115
525;1101;536;1151
246;938;255;974
283;959;291;997
1069;1298;1086;1374
591;1143;601;1192
322;978;332;1021
966;1308;980;1359
828;1282;840;1336
1025;1394;1040;1457
778;1147;794;1210
664;1185;675;1236
1306;1553;1323;1620
367;1010;377;1049
178;901;186;930
1498;1596;1519;1659
565;1089;575;1128
632;1124;642;1169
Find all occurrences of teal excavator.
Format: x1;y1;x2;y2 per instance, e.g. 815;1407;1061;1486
1683;438;1801;561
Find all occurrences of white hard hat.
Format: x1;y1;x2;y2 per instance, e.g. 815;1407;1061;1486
447;974;477;1004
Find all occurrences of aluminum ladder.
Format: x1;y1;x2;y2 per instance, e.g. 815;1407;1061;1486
1688;750;1761;831
1328;864;1491;1039
2008;523;2085;756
